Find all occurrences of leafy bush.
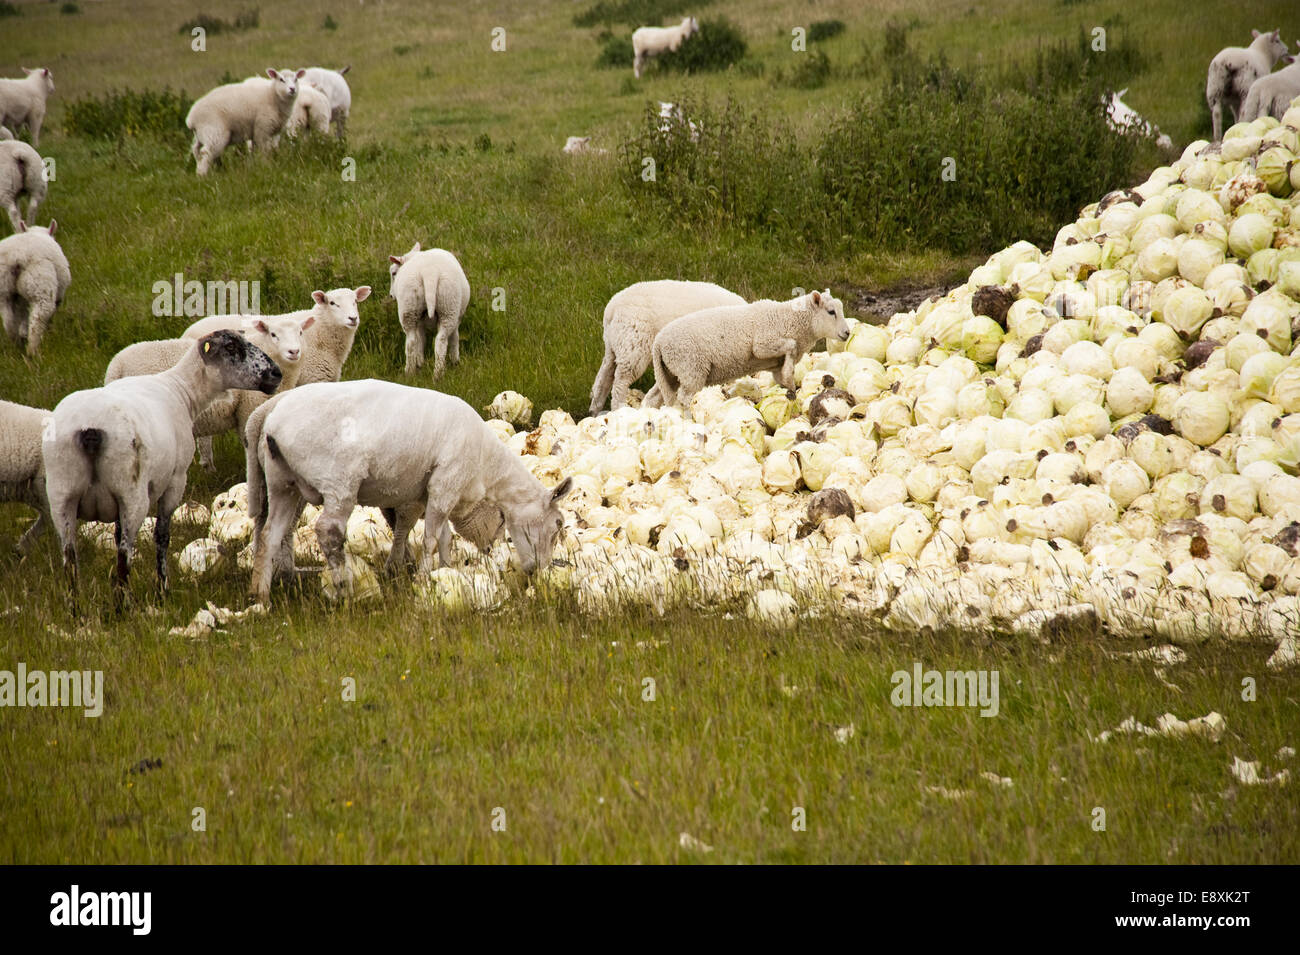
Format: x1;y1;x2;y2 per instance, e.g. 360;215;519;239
596;35;634;69
653;18;746;74
774;50;831;90
178;8;259;35
323;14;338;30
61;2;81;14
64;88;195;142
808;20;846;43
0;2;19;17
574;0;712;29
1002;18;1151;96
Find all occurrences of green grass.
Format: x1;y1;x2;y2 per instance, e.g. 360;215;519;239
1;0;1298;863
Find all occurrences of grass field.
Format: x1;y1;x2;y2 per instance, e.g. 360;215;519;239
1;0;1298;863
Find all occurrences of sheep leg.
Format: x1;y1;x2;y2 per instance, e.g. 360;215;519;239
383;505;420;577
448;326;461;366
432;323;452;379
0;295;20;346
634;51;644;79
4;199;21;232
251;488;301;603
418;487;460;573
53;498;79;598
403;323;426;375
153;511;172;596
196;436;216;472
314;501;353;598
589;347;617;414
113;495;149;612
24;301;53;356
16;509;46;557
641;384;662;408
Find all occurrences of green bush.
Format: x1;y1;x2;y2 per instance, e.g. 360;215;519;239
61;2;81;15
574;0;712;29
178;8;259;35
64;88;195;142
0;1;19;17
596;35;634;69
808;20;846;43
653;18;746;74
777;49;831;90
323;14;338;30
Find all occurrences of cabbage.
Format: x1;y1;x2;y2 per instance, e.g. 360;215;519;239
1129;431;1175;478
761;449;802;493
1160;286;1215;340
1256;146;1296;197
1225;332;1271;372
1177;238;1225;286
1063;402;1110;439
1175;189;1227;232
961;315;1005;364
1102;459;1150;508
1106;366;1155;417
1228;213;1277;258
1060;340;1114;380
758;391;797;431
485;390;533;428
1050;373;1104;414
1173;391;1230;446
1133;237;1179;282
1270;365;1300;414
793;441;843;492
846;324;888;361
1240;351;1291;400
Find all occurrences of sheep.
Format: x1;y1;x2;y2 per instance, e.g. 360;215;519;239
0;68;54;147
299;66;351;139
1105;89;1173;151
1207;30;1289;140
0;219;70;356
43;331;281;607
562;136;608;155
106;314;312;470
648;289;851;412
1241;53;1300;122
0;139;45;232
589;279;746;414
185;68;304;176
0;127;13;141
387;244;470;378
248;379;573;603
286;83;332;138
0;398;52;556
632;17;699;79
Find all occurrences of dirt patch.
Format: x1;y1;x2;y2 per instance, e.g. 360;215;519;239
838;280;962;325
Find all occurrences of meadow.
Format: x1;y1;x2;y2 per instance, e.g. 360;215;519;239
0;0;1297;863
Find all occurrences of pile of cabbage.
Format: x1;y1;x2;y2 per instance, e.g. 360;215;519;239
180;102;1300;655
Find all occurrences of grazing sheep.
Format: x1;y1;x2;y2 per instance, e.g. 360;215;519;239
248;379;573;603
286;83;332;138
107;314;310;470
589;279;745;414
185;68;304;176
300;66;351;139
1207;30;1289;140
44;332;281;607
387;244;470;378
1241;53;1300;122
0;398;52;556
0;68;54;147
0;139;45;232
632;17;699;79
0;219;70;356
1105;89;1173;150
648;290;851;412
562;135;608;155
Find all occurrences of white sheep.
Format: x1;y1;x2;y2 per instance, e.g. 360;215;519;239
1207;29;1289;140
1105;89;1173;150
562;136;608;155
106;314;311;470
286;83;332;138
589;279;745;414
648;289;851;411
0;219;70;356
185;68;304;176
44;331;282;606
1241;53;1300;122
248;379;573;603
0;126;13;141
0;398;52;556
0;68;54;147
632;17;699;78
299;66;351;139
387;244;470;377
0;139;45;232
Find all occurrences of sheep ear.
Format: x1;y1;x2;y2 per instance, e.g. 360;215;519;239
295;69;306;79
388;255;403;266
266;68;278;79
47;219;56;236
354;286;372;302
1252;29;1261;38
550;477;574;504
339;65;351;76
1118;87;1128;98
42;69;50;77
300;315;316;331
811;290;822;306
411;242;422;254
312;290;327;305
252;319;270;334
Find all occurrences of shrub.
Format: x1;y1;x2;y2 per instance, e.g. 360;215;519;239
0;1;19;17
574;0;712;29
777;49;831;90
597;35;634;69
653;18;746;74
323;14;338;30
808;20;846;43
61;2;81;14
64;88;195;142
178;8;259;35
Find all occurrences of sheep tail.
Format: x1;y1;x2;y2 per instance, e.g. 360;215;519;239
652;344;678;406
75;428;105;481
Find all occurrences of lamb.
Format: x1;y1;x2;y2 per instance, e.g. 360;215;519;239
185;68;304;176
0;139;46;232
648;289;850;412
1241;54;1300;122
1207;30;1289;140
0;127;13;141
387;244;470;378
563;136;608;155
632;17;699;78
106;314;311;469
43;331;281;607
0;69;54;147
248;379;573;603
0;398;52;556
286;83;332;138
589;279;745;414
1105;89;1173;151
299;66;351;139
0;219;70;356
